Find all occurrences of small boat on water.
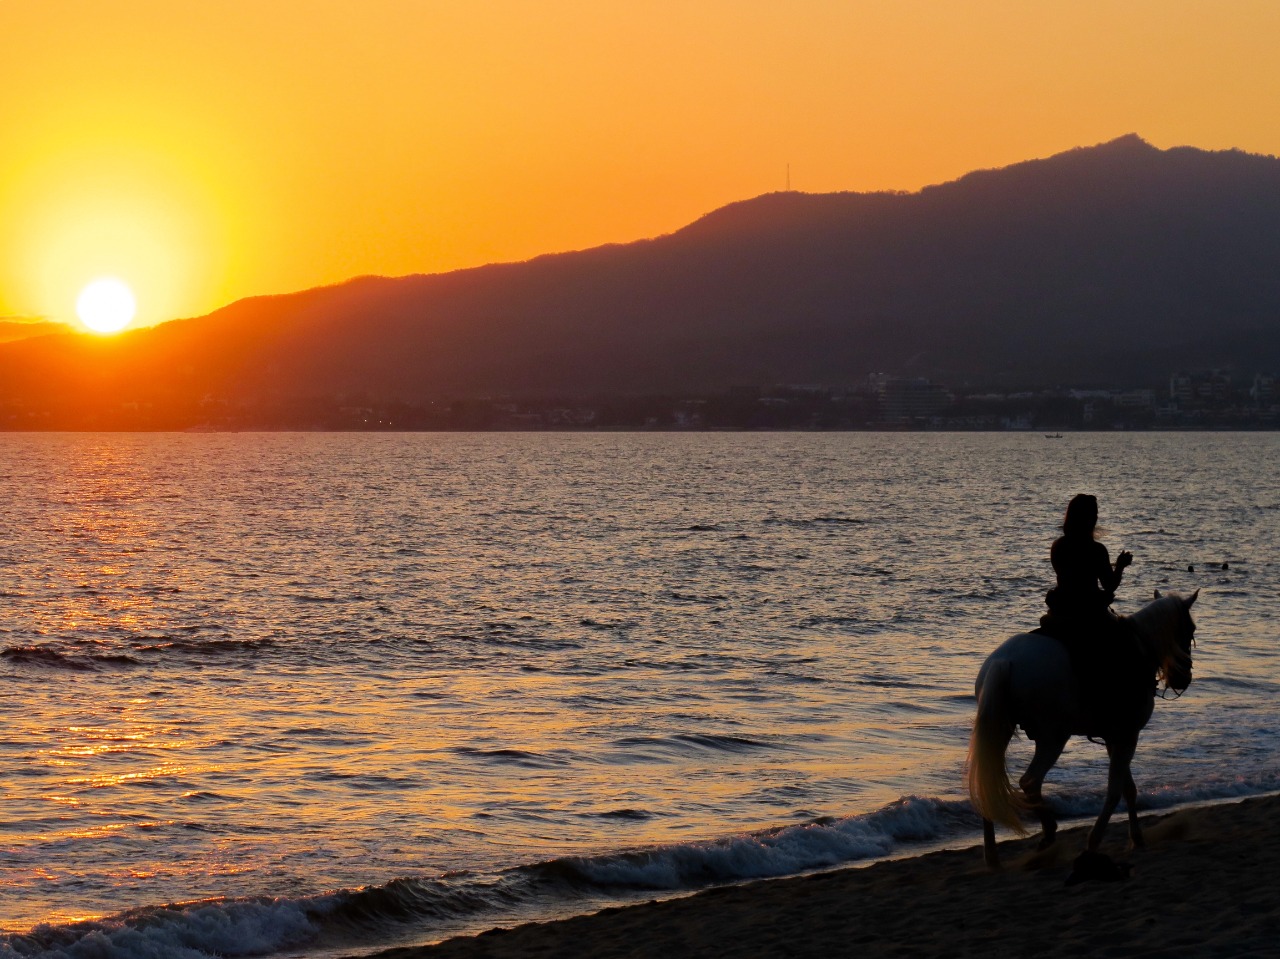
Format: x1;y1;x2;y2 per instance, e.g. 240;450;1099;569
1044;432;1064;438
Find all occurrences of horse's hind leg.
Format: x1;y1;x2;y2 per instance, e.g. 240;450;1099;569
1019;734;1067;849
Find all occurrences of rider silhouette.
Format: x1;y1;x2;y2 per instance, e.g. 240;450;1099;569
1044;494;1132;631
1040;494;1141;729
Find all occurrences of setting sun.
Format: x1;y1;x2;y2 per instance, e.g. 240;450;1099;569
76;277;136;334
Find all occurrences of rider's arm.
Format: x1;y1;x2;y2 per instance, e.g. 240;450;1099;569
1097;543;1132;594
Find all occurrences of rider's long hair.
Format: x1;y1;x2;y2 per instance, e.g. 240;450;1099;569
1062;493;1099;539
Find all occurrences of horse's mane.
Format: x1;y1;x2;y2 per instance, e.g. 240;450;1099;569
1122;593;1194;686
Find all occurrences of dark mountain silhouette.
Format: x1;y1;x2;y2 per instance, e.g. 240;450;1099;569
3;134;1279;413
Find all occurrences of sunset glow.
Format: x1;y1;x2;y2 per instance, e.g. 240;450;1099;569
2;1;1279;327
76;278;136;334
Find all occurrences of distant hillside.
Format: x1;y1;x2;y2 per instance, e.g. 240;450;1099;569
0;319;75;344
3;134;1280;413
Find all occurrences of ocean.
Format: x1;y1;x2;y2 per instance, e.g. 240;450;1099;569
1;431;1277;958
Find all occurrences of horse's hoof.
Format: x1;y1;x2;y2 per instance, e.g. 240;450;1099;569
1065;850;1132;885
1038;822;1058;849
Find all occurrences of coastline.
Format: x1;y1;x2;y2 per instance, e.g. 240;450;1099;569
358;794;1280;958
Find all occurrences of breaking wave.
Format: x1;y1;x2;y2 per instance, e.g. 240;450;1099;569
5;776;1278;959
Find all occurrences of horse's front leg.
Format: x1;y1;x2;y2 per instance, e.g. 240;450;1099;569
1019;733;1067;849
1087;733;1138;852
1123;769;1144;850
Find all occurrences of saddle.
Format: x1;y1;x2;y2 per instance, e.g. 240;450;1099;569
1033;608;1148;734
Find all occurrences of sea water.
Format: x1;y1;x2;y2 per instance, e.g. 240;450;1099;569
1;432;1277;958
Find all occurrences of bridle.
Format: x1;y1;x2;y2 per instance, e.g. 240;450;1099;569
1133;604;1195;700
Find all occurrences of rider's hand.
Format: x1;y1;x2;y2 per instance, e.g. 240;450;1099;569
1116;550;1133;570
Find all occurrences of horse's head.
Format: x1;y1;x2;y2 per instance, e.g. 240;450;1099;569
1152;588;1198;693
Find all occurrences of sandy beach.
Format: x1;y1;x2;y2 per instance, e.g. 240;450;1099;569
360;795;1280;959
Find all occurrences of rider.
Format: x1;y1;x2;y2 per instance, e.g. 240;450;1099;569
1041;494;1139;727
1044;493;1132;633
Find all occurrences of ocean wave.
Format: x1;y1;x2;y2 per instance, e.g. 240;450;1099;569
533;775;1280;894
0;897;318;959
0;799;973;958
543;795;977;890
587;808;659;821
131;637;277;657
579;618;636;631
762;515;867;529
668;590;728;602
797;614;862;628
1185;674;1280;694
1043;773;1280;819
1;645;141;671
453;747;571;769
606;733;775;760
8;777;1280;959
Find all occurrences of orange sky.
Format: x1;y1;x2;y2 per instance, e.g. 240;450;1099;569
2;1;1278;330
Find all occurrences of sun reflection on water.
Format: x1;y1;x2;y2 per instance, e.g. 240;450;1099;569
25;440;184;643
63;764;190;790
1;432;1277;939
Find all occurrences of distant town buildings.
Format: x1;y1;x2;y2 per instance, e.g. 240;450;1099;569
1169;369;1233;409
867;375;953;424
1250;373;1275;407
2;367;1277;430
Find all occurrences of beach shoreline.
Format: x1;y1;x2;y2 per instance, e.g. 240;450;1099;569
356;794;1280;958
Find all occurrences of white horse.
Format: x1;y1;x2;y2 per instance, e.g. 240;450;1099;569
967;590;1198;867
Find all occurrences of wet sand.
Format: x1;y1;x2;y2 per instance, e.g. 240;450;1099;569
359;794;1280;958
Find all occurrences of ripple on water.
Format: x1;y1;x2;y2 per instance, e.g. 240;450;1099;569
0;431;1277;939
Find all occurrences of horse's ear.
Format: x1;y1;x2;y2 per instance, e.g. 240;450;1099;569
1187;589;1200;607
1154;589;1162;599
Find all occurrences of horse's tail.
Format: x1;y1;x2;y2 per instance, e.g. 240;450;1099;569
966;658;1028;835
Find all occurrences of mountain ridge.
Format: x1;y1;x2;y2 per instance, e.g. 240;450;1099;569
3;135;1279;410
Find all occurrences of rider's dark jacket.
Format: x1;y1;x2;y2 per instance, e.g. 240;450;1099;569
1045;534;1122;627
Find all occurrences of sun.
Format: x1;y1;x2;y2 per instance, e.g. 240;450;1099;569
76;277;137;333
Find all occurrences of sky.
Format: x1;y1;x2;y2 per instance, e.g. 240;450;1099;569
2;1;1279;330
